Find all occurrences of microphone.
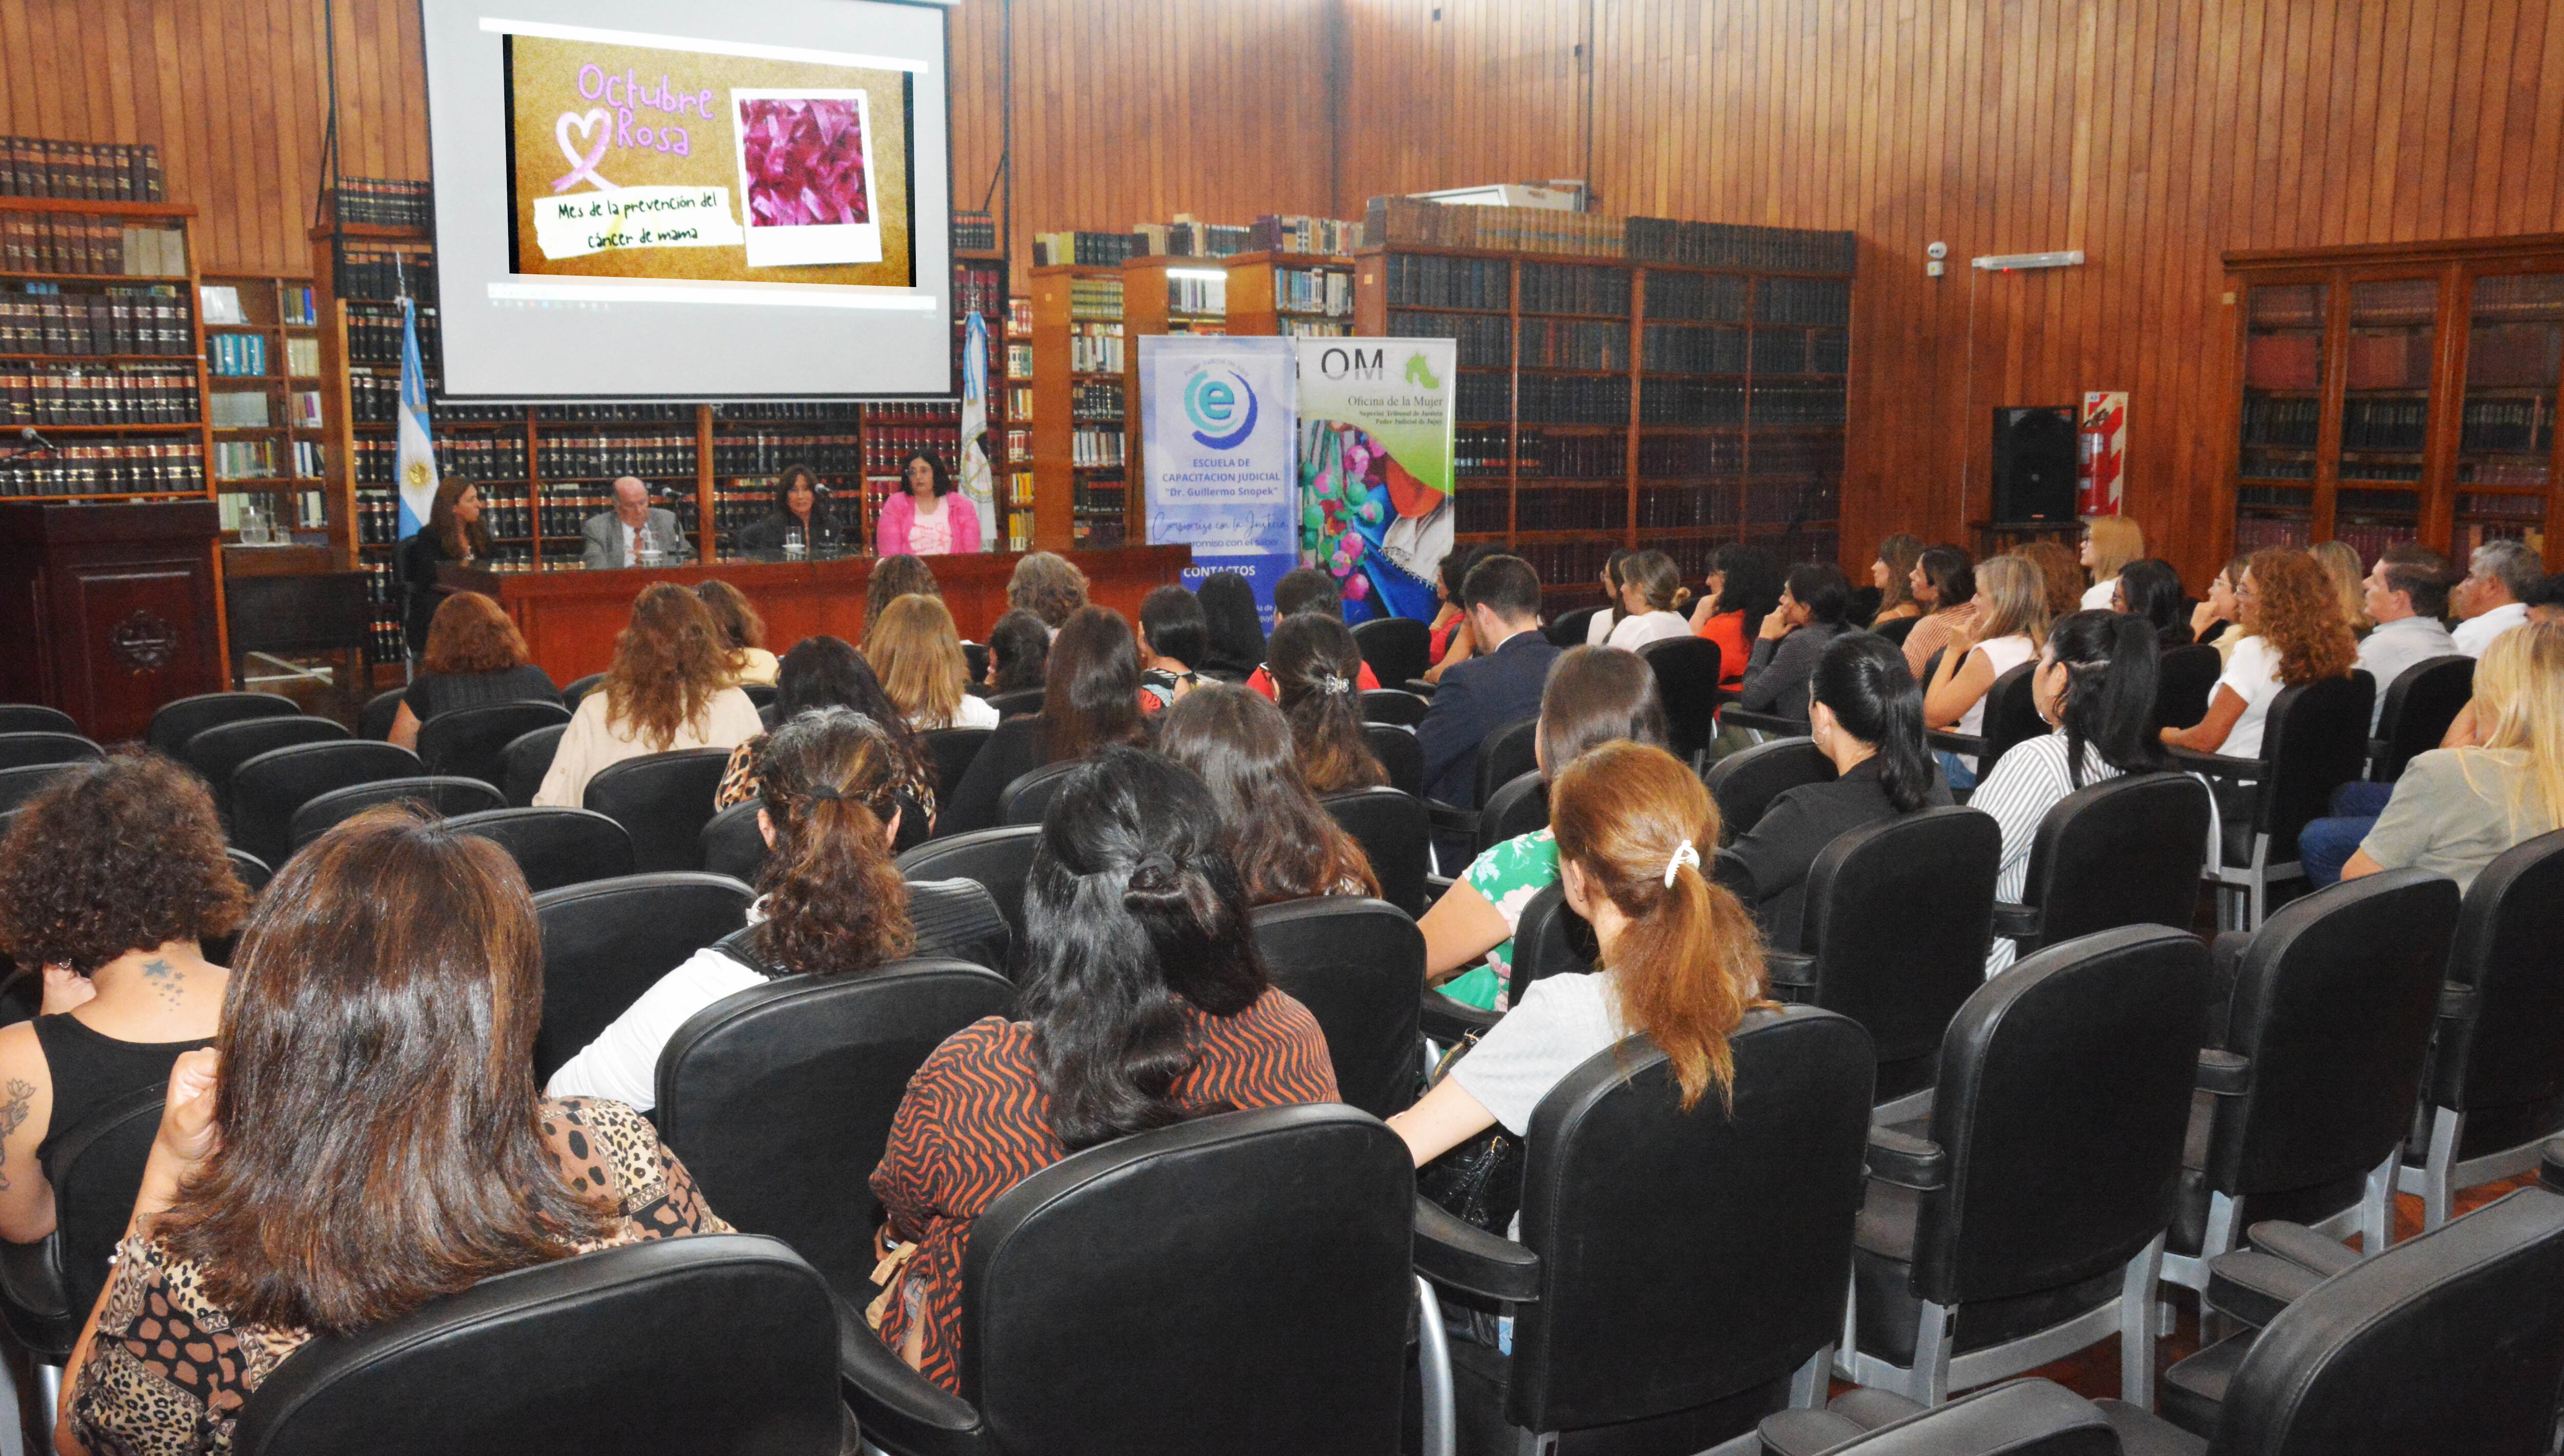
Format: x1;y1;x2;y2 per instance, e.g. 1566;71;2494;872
17;425;56;452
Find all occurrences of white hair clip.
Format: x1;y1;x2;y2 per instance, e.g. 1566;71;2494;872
1664;838;1701;887
1318;672;1352;696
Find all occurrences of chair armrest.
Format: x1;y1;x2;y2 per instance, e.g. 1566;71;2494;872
1765;949;1816;989
2164;745;2269;782
1717;707;1806;737
1866;1126;1948;1190
1427;801;1480;838
2204;1248;2326;1330
1419;990;1500;1046
2195;1049;2253;1096
1424;874;1454;901
1926;729;1989;759
2244;1220;2362;1280
1762;1382;2114;1456
0;1236;67;1323
1413;1197;1541;1303
2437;982;2479;1023
1989;901;2043;939
1404;679;1438;698
838;1297;988;1456
2542;1138;2564;1195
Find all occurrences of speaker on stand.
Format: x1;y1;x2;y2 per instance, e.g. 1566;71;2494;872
1990;406;2080;523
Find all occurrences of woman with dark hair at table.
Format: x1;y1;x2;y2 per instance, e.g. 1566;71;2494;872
942;605;1151;834
399;475;495;659
736;463;843;552
876;452;982;557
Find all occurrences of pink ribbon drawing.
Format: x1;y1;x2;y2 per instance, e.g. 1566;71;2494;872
552;109;615;192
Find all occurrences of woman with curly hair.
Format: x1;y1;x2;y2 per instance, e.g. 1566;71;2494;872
1264;614;1387;794
2162;547;2358;759
388;591;560;750
535;583;763;807
0;753;250;1247
1005;551;1089;633
550;710;1007;1111
1158;685;1379;906
694;579;778;686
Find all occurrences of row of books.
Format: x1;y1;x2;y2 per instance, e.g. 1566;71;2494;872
2247;286;2326;329
1513;487;1630;533
1005;383;1034;418
1383;254;1509;311
1756;277;1853;326
1165;274;1225;317
2458;399;2551;453
286;336;320;376
0;139;165;203
214;488;327;535
1280;319;1352;338
1071;428;1125;467
1005;342;1033;380
1519;430;1629;478
1625;217;1857;275
2457;489;2550;516
0;367;197;426
434;435;530;481
198;282;316;326
1643;324;1749;375
1749;380;1849;425
1034;232;1147;267
953;213;999;252
1067;278;1123;320
1517;374;1631;426
1005;427;1031;460
536;434;699;479
2233;513;2315;553
1457;372;1510;421
331;179;433;231
287;439;325;477
1455;427;1513;476
2341;459;2427;482
2;213;187;277
1366;197;1628;258
1519;262;1631;317
1072;478;1126;511
1;440;203;495
1517;317;1630;371
1068;322;1125;374
0;290;193;355
863;424;961;474
346;306;440;369
2347;280;2437;329
2237;451;2317;480
212;439;289;480
1389;309;1510;367
352;492;409;547
1639;379;1746;427
209;332;273;377
955;262;1006;323
2472;275;2564;318
709;435;861;476
1070;380;1124;421
1513;540;1619;593
1646;271;1749;323
208;390;272;428
1272;266;1354;317
2337;486;2423;513
2341;399;2431;451
1637;485;1741;530
1746;327;1851;375
337;249;435;305
2239;396;2322;448
535;489;627;540
357;562;409;659
350;373;404;424
1756;434;1847;474
1257;215;1362;256
709;400;859;422
1129;218;1254;258
1455;489;1507;534
2459;460;2553;487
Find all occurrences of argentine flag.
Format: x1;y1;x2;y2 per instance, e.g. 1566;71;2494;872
392;297;436;539
959;309;996;550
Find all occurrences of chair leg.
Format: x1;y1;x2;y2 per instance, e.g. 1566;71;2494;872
1910;1301;1954;1407
2414;1107;2461;1232
1415;1276;1456;1456
1789;1343;1834;1410
2360;1146;2399;1254
2119;1233;2168;1411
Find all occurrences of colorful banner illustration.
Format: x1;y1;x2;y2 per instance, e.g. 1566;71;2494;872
1294;338;1458;623
1138;335;1300;623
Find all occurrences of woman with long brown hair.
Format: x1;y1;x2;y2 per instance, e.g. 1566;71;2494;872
713;635;936;824
943;605;1151;834
388;590;560;749
1391;742;1771;1163
535;582;763;806
57;808;730;1455
1868;533;1926;625
398;475;497;657
1158;685;1379;906
870;593;1001;731
864;554;943;646
1265;613;1387;794
694;578;777;686
2162;547;2357;759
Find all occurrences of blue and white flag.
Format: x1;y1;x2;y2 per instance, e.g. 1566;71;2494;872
959;309;996;550
392;297;437;540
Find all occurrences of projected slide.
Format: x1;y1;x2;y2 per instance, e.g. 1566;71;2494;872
502;32;913;287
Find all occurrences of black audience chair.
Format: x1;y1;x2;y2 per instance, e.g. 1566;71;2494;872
0;732;99;771
741;682;779;713
1352;614;1431;689
0;761;81;815
357;686;406;742
1359;688;1430;727
225;846;273;893
1703;737;1835;842
896;825;1041;953
0;705;75;736
757;701;783;731
147;691;296;755
447;806;635;894
984;687;1044;719
501;724;567;807
1926;661;2044;782
1638;635;1724;766
2152;644;2223;739
842;1106;1413;1456
2368;654;2473;782
1414;1007;1876;1455
228;739;422;866
181;715;349;821
1990;772;2211;959
1320;787;1431;918
1871;616;1921;649
998;759;1078;826
698;799;768;881
531;872;754;1080
416;699;573;788
656;958;1016;1315
2159;870;2459;1302
1476;769;1547;855
583;746;734;873
48;1085;165;1341
1840;925;2209;1408
1365;721;1425;799
1543;604;1599;649
2399;827;2564;1230
963;642;990;683
1420;878;1604;1050
921;726;992;814
287;775;506;851
2176;674;2375;930
230;1236;850;1456
1249;898;1424;1119
1767;808;1997;1109
1428;715;1537;853
558;671;607;712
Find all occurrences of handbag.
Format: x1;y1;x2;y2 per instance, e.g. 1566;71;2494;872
1414;1034;1526;1235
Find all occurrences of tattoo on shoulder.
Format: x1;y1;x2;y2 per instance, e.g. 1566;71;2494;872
0;1079;34;1191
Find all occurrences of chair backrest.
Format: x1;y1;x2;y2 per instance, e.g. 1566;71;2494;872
697;799;768;881
656;959;1017;1298
2201;869;2458;1203
1508;1008;1875;1438
147;691;297;755
2152;644;2224;737
500;724;567;807
231;1236;846;1456
1318;786;1430;917
182;716;349;820
999;759;1080;826
1872;616;1920;649
985;687;1045;718
582;746;734;873
1976;661;2048;767
0;732;100;771
1363;722;1424;798
1798;807;1998;1074
923;725;994;812
1248;898;1425;1118
558;672;607;711
447;806;636;894
229;739;422;866
2252;675;2376;860
1504;881;1597;1006
2370;654;2475;783
740;682;779;712
415;700;574;786
226;846;273;893
2014;771;2212;953
1351;615;1431;688
357;686;407;742
2216;1187;2564;1455
958;1106;1412;1456
1473;715;1540;807
0;761;80;814
2430;828;2564;1119
1702;736;1836;841
896;825;1043;949
531;872;755;1080
287;776;507;851
1477;769;1548;854
1914;926;2209;1307
1358;688;1429;727
50;1084;164;1328
1638;635;1724;763
0;704;76;736
1544;605;1600;649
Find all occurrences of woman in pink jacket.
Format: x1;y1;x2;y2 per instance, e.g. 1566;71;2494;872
876;452;983;557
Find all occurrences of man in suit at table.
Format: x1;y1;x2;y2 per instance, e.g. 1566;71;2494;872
581;476;691;567
1417;553;1560;814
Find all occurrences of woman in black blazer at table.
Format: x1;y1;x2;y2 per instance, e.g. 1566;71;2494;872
736;463;845;552
399;476;494;659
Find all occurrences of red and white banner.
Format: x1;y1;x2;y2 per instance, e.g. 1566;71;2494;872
2078;391;2127;516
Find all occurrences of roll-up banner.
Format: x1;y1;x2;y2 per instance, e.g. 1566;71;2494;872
1295;338;1458;623
1138;335;1300;623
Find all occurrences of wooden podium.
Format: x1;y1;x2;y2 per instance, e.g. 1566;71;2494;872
0;501;226;743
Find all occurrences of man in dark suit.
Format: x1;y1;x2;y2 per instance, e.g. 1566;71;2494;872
1417;553;1559;810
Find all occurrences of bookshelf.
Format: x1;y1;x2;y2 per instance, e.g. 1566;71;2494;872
199;273;328;558
1003;294;1034;550
1029;263;1130;552
2224;236;2564;569
1221;250;1355;338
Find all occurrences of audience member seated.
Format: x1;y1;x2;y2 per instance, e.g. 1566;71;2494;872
2161;547;2356;760
694;579;778;687
1923;554;2049;788
58;807;730;1456
2077;515;2145;611
2189;551;2254;661
942;605;1152;834
1429;544;1500;681
1005;551;1089;635
868;749;1338;1389
2353;544;2457;732
1729;633;1951;950
1899;544;1982;679
2013;538;2086;621
2311;539;2374;637
1688;542;1782;687
1735;562;1854;723
871;593;1002;731
1602;549;1695;650
398;476;494;658
875;452;981;558
979;608;1052;696
1136;584;1209;712
551;711;1003;1111
0;753;247;1247
2111;557;2195;646
1158;685;1380;907
2303;620;2562;890
1420;646;1667;1010
1248;568;1381;698
534;583;764;807
387;591;560;750
714;636;936;823
579;475;691;568
734;463;843;552
864;554;942;649
2451;538;2540;657
1389;742;1768;1170
1416;554;1560;812
1194;570;1267;681
1583;549;1634;647
2532;572;2564;625
1867;533;1926;626
1265;614;1390;794
1969;610;2167;973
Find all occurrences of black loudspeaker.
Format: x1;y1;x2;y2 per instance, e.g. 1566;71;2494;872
1991;406;2079;522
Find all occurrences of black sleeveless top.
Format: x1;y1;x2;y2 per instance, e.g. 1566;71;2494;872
31;1015;210;1195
